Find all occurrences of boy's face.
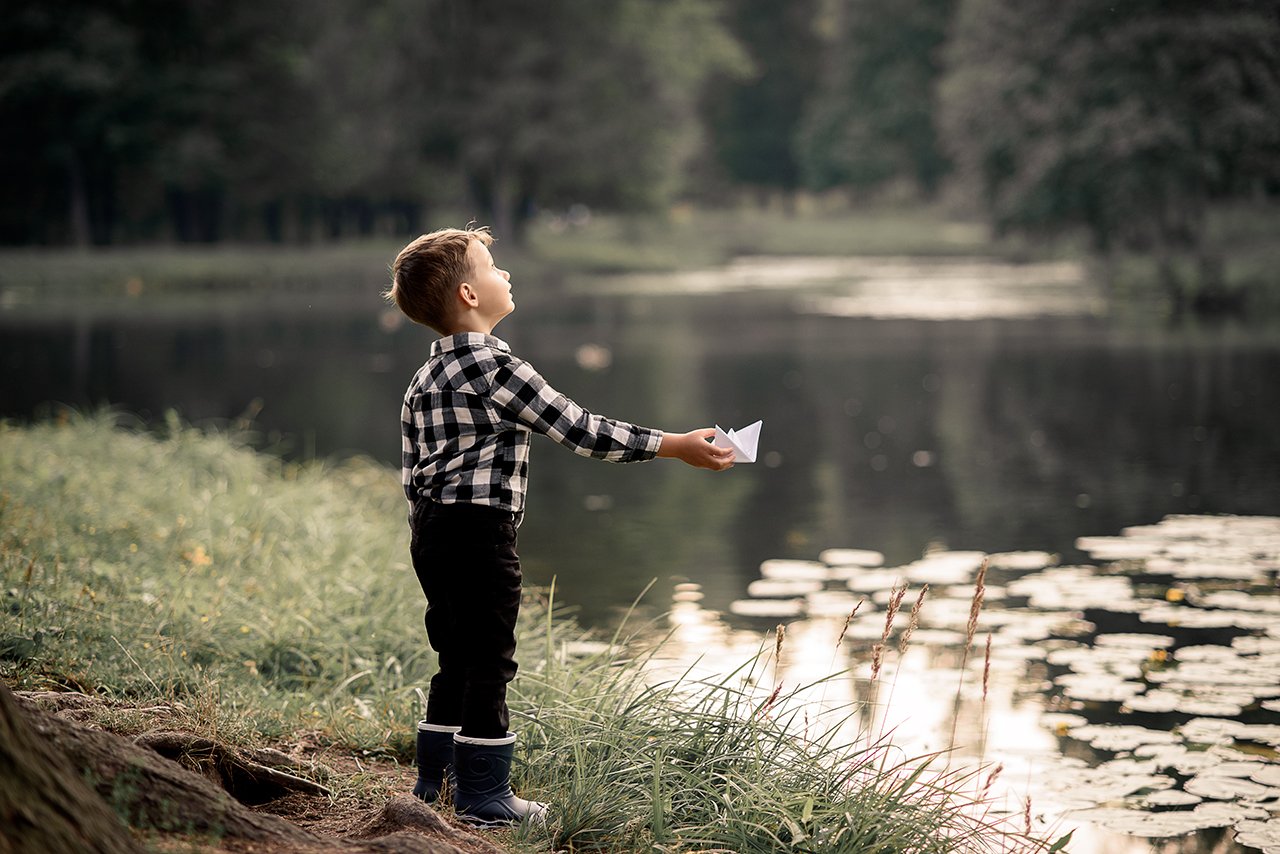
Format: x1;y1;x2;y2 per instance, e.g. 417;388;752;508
461;240;514;328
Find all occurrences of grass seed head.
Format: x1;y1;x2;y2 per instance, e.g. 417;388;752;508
898;584;929;655
882;581;908;642
982;632;993;701
981;762;1004;801
966;559;989;648
836;598;865;648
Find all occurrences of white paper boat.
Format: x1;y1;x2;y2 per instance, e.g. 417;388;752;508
713;419;762;463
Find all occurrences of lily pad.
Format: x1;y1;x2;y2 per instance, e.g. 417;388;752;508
1143;789;1202;808
845;570;907;593
1233;817;1280;854
1198;759;1270;778
1069;808;1201;837
1037;766;1173;804
804;590;865;618
987;551;1056;570
728;598;806;618
901;551;987;585
1132;742;1189;762
1195;590;1280;613
1074;536;1165;561
941;583;1007;601
1191;800;1270;823
1140;606;1271;630
1180;718;1246;746
1067;724;1180;752
759;559;829;581
1123;690;1183;714
900;628;966;647
1042;712;1089;731
1173;644;1242;662
747;578;823;598
1234;636;1280;654
1060;679;1146;703
818;548;885;568
1007;569;1142;610
1184;775;1275;801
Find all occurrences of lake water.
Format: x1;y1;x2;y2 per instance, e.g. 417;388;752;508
4;254;1280;852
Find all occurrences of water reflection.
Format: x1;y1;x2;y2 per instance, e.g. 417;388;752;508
6;255;1280;849
592;256;1099;320
6;264;1280;634
653;515;1280;852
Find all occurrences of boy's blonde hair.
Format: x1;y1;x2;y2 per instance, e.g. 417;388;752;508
386;226;494;333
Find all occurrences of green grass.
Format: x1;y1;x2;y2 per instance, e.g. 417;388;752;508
1;413;1065;852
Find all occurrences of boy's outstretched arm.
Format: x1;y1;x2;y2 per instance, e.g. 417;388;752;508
658;429;736;471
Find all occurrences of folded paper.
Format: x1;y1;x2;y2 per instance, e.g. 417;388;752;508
713;420;762;463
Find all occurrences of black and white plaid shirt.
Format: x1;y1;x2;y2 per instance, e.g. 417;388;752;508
401;333;663;515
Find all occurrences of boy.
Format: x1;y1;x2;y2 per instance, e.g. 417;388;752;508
385;225;734;826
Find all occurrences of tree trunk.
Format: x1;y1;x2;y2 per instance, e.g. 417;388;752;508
1155;241;1185;316
0;682;141;853
469;163;531;245
67;153;93;249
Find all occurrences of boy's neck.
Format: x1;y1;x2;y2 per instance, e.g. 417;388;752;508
443;317;501;337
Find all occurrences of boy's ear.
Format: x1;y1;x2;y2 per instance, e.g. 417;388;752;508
457;281;479;308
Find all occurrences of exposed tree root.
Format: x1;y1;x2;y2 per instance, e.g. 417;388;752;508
2;685;508;854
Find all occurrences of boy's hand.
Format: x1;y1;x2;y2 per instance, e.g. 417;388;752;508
657;429;736;471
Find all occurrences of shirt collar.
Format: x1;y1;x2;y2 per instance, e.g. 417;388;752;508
430;332;511;357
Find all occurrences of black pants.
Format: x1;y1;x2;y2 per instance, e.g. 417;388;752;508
409;500;522;739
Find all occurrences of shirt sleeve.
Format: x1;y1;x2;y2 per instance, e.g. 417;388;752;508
400;393;419;504
489;356;662;462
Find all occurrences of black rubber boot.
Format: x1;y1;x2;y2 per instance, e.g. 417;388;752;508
411;721;460;804
453;732;548;827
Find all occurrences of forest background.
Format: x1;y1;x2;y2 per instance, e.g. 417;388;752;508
3;0;1280;308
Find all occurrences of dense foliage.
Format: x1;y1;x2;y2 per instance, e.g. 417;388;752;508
939;0;1280;258
0;0;744;245
1;0;1277;278
797;0;955;197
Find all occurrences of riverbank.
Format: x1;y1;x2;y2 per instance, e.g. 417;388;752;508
0;413;1064;852
0;205;994;303
4;201;1278;316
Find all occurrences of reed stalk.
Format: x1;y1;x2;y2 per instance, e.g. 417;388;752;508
948;559;989;753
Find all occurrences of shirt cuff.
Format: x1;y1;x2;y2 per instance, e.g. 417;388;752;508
637;428;663;460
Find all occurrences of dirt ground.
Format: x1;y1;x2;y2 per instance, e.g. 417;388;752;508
8;689;517;854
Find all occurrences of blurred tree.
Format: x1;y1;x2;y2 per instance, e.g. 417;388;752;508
413;0;747;242
0;2;140;244
703;0;822;201
796;0;956;198
0;0;320;244
288;0;456;241
154;0;321;243
0;0;743;245
940;0;1280;303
